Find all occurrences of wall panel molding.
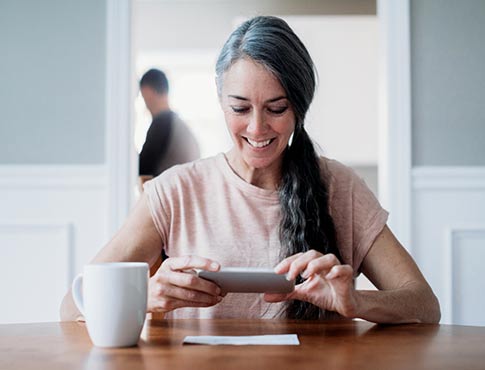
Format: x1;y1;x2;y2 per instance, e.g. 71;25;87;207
0;221;75;282
0;165;109;323
0;221;75;323
444;228;485;325
413;166;485;190
0;165;107;189
412;166;485;325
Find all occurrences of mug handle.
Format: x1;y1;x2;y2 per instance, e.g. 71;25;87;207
71;273;85;316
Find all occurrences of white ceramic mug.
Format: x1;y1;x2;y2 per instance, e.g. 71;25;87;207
71;262;149;347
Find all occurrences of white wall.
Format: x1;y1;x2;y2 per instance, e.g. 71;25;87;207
133;0;375;50
0;166;108;323
412;168;485;325
287;16;378;166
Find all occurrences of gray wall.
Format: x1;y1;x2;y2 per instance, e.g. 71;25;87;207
411;0;485;166
0;0;106;165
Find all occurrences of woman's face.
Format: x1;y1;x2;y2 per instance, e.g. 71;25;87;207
220;58;296;172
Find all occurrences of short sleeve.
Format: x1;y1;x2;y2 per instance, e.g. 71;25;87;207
143;177;170;247
324;159;389;275
350;175;389;273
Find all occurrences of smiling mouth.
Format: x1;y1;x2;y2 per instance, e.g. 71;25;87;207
244;137;275;148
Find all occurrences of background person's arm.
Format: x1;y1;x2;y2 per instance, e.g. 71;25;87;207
138;115;172;187
139;175;154;193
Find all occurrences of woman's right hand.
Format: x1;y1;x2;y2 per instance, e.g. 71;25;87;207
148;255;223;313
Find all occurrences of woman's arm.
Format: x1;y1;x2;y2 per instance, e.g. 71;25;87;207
60;193;222;321
265;225;441;324
60;194;163;321
353;225;441;323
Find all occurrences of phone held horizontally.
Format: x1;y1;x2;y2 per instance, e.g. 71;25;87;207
197;267;295;294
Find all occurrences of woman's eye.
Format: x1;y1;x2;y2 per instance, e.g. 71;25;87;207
231;106;250;113
268;106;288;114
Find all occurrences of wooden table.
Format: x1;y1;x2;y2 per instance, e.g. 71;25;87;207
1;319;484;369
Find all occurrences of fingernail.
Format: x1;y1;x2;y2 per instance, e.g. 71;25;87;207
301;270;309;279
216;287;221;295
210;262;219;270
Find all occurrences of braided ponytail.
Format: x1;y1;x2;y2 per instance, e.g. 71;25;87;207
279;124;340;319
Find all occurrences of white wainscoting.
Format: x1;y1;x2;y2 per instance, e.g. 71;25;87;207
445;228;485;326
0;165;110;324
412;167;485;325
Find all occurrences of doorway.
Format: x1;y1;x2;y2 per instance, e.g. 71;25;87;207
129;1;381;291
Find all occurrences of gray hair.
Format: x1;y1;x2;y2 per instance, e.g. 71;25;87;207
215;16;316;128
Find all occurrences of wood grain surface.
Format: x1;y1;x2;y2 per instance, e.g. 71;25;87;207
1;319;484;370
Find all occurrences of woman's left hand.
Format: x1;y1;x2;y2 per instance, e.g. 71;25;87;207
264;250;358;318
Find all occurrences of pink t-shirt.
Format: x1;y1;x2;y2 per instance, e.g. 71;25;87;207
144;153;388;319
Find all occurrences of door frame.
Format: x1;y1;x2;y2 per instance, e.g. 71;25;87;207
105;0;414;251
377;0;412;251
106;0;135;235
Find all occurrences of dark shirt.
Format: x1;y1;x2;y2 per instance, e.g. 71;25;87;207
139;111;173;177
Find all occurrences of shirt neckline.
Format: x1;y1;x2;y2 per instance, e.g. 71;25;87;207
215;153;280;203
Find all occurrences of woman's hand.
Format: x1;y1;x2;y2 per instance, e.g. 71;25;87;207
148;255;224;313
264;250;358;318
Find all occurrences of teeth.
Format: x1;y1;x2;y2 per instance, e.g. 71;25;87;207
247;138;272;148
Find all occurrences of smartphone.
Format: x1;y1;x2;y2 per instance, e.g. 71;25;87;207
197;267;295;294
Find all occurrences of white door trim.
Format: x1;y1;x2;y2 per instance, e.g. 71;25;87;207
377;0;412;251
106;0;135;234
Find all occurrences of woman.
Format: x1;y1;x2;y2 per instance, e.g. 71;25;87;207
61;16;440;323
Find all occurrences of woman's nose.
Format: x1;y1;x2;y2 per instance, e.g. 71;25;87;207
246;111;267;135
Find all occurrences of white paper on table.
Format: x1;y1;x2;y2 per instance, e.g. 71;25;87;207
183;334;300;345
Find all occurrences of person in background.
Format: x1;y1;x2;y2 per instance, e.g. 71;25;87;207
138;68;200;190
61;16;440;323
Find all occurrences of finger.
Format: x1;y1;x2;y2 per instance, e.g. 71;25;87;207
286;250;323;281
325;264;353;281
160;270;221;296
163;255;220;272
163;285;223;305
301;254;341;279
152;296;221;313
265;273;325;305
274;253;303;274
